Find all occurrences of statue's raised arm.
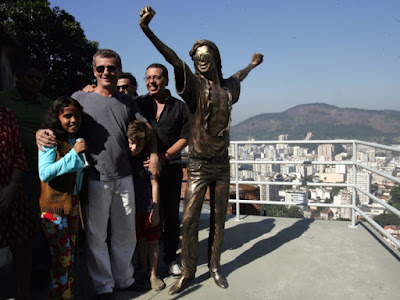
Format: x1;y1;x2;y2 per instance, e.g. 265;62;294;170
139;6;184;70
233;52;264;82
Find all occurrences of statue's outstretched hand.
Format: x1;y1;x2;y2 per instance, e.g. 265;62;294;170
251;53;264;66
139;6;155;28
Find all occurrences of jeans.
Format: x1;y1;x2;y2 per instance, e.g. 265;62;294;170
85;176;136;294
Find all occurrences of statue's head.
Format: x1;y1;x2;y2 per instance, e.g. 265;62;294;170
189;40;223;81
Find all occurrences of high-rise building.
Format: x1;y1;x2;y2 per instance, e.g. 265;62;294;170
347;171;371;206
333;190;352;219
258;176;279;201
318;144;334;160
278;134;288;141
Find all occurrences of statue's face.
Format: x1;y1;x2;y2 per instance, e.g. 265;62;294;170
193;45;216;75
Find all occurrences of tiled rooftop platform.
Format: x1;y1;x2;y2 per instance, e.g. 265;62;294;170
1;214;399;300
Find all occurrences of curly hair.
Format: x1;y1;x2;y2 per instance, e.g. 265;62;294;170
41;96;83;139
126;120;152;150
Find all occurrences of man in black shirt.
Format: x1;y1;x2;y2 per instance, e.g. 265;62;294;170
135;63;189;277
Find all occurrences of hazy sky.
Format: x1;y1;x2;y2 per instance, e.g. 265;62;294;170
50;0;400;124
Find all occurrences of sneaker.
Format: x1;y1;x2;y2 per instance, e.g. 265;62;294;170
168;261;182;277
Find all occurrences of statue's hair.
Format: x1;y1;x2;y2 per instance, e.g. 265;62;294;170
189;40;223;82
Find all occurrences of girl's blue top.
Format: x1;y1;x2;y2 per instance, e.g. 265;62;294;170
38;138;85;195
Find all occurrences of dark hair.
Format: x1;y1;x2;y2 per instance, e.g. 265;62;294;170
146;63;169;82
126;120;152;153
189;40;223;82
68;73;90;95
119;72;138;87
17;62;45;78
41;96;83;139
92;49;122;71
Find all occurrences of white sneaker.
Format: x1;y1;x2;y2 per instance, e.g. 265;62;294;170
168;262;182;277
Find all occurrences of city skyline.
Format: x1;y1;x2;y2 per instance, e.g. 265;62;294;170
50;0;400;124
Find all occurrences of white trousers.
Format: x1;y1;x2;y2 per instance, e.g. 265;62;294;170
85;176;136;294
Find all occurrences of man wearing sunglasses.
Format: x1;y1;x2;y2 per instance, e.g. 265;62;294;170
140;6;263;295
36;49;160;299
135;63;189;279
117;72;138;98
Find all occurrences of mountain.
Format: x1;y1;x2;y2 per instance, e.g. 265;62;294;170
230;103;400;143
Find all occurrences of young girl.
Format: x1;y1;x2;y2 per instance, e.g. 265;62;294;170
38;96;86;299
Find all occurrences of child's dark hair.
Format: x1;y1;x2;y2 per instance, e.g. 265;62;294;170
126;120;152;150
41;96;83;139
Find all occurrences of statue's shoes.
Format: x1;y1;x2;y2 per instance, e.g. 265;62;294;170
209;270;228;289
168;276;192;295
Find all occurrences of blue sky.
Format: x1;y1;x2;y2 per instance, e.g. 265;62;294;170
50;0;400;124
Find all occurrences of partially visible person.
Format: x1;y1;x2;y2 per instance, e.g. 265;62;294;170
38;96;86;299
118;72;138;97
135;63;189;277
0;62;53;283
127;120;165;291
0;63;53;171
0;105;35;300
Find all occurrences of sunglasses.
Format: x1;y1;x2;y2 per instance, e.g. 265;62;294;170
95;65;118;74
192;53;212;63
118;85;129;90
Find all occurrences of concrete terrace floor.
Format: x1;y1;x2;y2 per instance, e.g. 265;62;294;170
1;213;400;300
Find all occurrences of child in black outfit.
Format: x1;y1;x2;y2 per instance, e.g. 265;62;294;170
127;120;165;291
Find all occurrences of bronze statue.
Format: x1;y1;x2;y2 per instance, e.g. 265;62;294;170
139;6;263;295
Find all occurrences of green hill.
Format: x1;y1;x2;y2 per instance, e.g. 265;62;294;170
231;103;400;144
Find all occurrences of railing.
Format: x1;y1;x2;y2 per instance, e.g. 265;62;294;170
228;139;400;249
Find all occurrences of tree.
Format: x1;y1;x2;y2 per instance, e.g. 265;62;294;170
374;213;400;227
287;206;303;218
393;203;400;211
332;186;343;196
304;175;313;182
259;204;303;219
390;186;400;204
335;217;350;221
0;0;98;98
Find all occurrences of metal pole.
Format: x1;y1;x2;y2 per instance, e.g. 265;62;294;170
349;141;358;229
234;142;241;221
